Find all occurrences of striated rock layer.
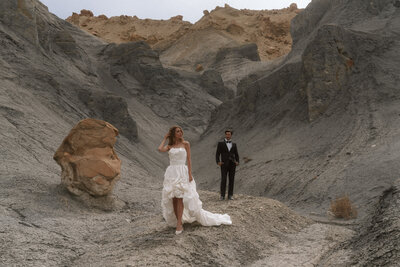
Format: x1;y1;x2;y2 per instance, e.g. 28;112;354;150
53;118;121;196
66;4;300;69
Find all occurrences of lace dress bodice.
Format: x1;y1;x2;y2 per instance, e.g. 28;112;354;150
168;147;187;166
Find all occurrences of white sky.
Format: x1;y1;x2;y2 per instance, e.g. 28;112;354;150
40;0;312;23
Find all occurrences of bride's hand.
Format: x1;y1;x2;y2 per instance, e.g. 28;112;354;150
164;133;170;140
189;175;193;182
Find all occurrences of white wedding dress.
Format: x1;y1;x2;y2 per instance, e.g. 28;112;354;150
162;147;232;227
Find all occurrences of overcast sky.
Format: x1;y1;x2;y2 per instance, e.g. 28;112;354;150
40;0;312;23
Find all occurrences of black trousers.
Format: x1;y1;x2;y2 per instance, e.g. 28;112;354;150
220;162;236;197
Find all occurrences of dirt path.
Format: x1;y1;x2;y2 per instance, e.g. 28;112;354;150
252;223;354;266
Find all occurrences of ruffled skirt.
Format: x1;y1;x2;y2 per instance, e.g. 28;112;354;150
161;164;232;227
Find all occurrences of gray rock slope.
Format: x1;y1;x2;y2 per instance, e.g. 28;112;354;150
0;0;227;180
193;0;400;264
196;0;400;217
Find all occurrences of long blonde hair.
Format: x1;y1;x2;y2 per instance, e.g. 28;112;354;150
168;126;184;146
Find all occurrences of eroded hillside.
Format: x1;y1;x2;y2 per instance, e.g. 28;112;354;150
66;4;300;66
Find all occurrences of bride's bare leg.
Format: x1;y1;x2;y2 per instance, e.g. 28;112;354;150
176;198;183;231
172;197;178;219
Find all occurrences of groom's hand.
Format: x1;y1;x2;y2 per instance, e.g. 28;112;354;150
235;161;239;166
218;162;223;166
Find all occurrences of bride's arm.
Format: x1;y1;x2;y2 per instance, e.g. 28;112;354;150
158;133;170;152
184;141;193;182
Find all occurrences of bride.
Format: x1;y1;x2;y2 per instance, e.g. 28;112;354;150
158;126;232;234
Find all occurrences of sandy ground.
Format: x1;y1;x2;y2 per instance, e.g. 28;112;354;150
0;181;356;266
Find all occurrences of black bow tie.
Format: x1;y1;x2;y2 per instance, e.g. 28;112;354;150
226;141;232;143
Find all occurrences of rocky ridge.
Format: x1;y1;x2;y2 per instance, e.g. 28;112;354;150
66;4;300;70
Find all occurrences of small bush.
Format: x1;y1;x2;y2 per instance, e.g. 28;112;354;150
329;195;357;219
243;157;252;163
195;64;204;72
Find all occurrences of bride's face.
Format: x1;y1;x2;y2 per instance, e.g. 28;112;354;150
174;128;183;139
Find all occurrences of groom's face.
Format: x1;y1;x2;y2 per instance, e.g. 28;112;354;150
225;131;232;140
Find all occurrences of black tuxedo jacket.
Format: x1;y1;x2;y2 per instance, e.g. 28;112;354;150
216;141;239;165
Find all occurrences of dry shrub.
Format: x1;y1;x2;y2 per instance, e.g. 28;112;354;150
195;64;204;72
243;157;252;163
329;195;357;219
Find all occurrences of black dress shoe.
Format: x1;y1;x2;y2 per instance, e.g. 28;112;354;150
228;196;234;200
219;196;225;200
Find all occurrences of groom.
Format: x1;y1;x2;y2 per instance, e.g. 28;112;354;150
216;129;239;200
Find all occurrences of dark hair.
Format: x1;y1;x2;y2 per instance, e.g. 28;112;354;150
168;126;184;146
225;129;233;135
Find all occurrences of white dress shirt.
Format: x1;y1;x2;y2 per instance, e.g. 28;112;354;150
225;138;232;151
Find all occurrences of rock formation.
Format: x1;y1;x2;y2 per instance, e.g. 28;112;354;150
77;90;138;142
196;0;400;227
66;10;192;50
53;118;121;196
66;4;300;70
200;69;233;101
